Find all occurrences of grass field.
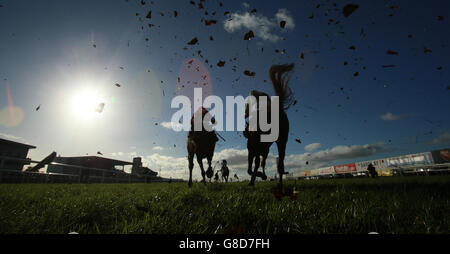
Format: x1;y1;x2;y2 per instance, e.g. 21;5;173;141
0;176;449;234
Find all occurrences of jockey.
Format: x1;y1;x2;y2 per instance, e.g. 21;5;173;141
188;106;218;143
221;160;229;173
221;160;229;182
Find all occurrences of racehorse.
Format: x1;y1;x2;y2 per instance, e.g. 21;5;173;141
187;107;218;187
245;63;295;190
220;160;229;183
214;171;219;182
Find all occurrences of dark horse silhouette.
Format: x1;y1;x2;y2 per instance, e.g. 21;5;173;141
220;160;229;183
186;107;218;187
244;63;295;189
214;171;219;182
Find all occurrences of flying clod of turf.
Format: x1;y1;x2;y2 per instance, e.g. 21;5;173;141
0;176;449;234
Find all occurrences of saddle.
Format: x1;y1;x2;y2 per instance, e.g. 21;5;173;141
188;129;219;144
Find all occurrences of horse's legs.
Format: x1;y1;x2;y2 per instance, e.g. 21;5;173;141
261;156;268;180
250;155;260;186
276;113;289;190
247;150;255;185
197;157;206;184
188;154;194;187
276;140;287;190
247;151;254;176
207;156;213;178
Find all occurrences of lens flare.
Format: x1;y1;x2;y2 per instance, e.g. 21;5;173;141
0;83;25;127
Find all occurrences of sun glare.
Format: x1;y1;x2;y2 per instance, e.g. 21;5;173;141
70;89;103;121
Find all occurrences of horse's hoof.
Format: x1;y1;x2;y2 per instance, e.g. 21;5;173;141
248;181;255;186
188;182;193;188
247;169;253;176
261;173;267;180
255;171;265;179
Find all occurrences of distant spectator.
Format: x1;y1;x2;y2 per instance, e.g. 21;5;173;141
367;163;378;178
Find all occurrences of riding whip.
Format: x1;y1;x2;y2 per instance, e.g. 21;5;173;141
215;131;226;142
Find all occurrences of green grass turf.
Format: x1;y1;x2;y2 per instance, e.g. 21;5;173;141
0;176;448;234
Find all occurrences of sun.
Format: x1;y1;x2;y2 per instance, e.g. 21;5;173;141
70;88;103;121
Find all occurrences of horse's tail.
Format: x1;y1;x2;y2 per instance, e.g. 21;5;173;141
269;63;295;111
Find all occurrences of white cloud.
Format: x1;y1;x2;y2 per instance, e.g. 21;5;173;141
110;151;137;160
145;153;188;179
160;121;172;129
160;121;183;131
223;8;295;42
152;146;164;151
429;132;450;145
242;2;250;9
304;143;322;152
380;112;402;121
111;152;124;157
213;148;250;168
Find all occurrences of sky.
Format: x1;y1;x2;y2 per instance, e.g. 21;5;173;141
0;0;449;180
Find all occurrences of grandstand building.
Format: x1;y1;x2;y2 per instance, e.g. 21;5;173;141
47;155;133;179
0;138;36;171
47;156;159;182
